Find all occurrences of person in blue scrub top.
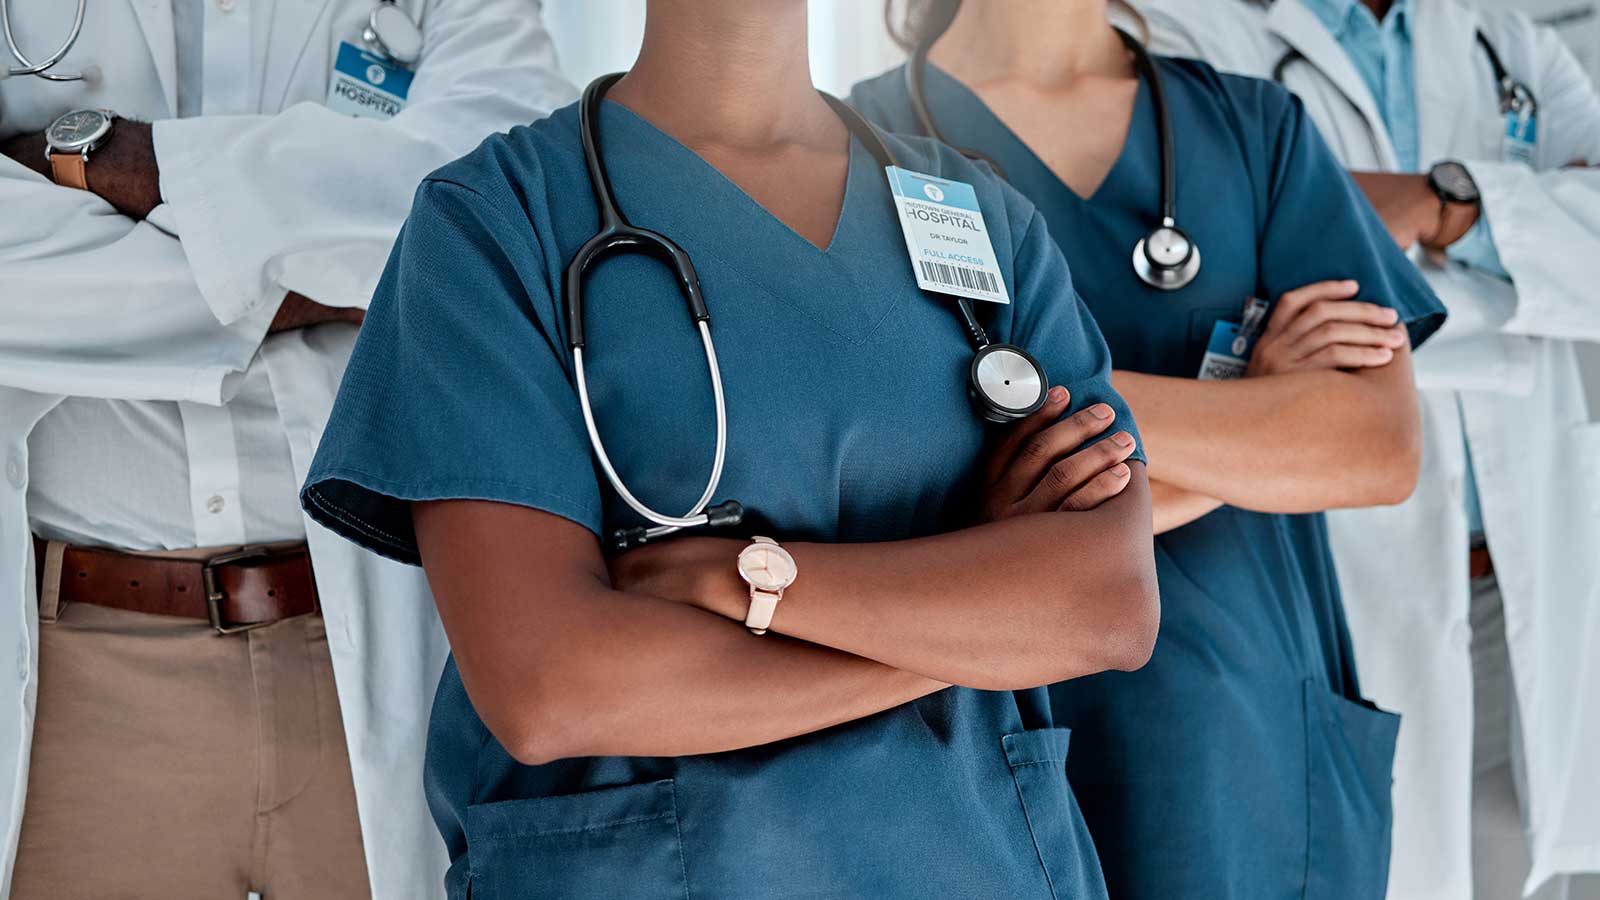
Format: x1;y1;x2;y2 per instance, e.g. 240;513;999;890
299;1;1165;897
856;1;1446;897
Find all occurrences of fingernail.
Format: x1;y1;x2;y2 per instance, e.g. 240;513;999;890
1111;463;1130;478
1089;403;1113;420
1049;386;1068;403
1384;308;1399;323
1112;432;1135;448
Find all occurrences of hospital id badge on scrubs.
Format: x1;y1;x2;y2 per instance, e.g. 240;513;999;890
1198;297;1270;381
886;166;1011;305
326;42;413;121
1502;110;1538;167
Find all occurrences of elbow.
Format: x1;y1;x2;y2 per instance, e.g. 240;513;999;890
1357;413;1424;508
466;670;584;768
1100;565;1161;672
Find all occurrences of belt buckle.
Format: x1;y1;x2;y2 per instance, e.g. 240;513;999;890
202;546;275;636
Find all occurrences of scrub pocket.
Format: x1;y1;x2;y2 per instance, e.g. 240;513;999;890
1302;681;1401;900
463;779;688;900
1004;728;1107;900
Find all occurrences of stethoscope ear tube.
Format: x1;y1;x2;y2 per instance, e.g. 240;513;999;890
569;74;739;548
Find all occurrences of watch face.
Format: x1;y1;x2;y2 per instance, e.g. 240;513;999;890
738;543;797;592
1430;163;1480;204
47;110;112;152
1144;227;1193;268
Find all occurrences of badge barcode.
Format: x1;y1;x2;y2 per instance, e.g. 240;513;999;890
919;261;1000;295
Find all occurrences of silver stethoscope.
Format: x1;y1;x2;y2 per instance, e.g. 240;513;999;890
906;10;1202;292
0;0;422;82
571;73;1050;551
1271;31;1537;141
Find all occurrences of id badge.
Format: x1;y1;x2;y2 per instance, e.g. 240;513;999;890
1502;110;1537;167
1198;296;1270;381
885;166;1011;305
326;41;413;121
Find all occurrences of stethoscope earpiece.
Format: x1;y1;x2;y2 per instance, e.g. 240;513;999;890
1132;222;1201;292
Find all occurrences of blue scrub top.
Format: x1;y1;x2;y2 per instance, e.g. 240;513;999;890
303;100;1143;900
854;57;1444;900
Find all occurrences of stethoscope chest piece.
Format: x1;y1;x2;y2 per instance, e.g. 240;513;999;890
970;343;1048;423
364;2;422;66
1133;221;1201;291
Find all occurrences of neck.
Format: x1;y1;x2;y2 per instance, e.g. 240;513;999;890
929;0;1132;87
610;0;836;150
1361;0;1394;19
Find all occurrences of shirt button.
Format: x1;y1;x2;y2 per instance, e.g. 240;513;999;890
206;494;226;514
5;452;22;490
216;0;236;11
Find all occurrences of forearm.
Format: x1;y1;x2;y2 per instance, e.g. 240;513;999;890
649;469;1157;690
1112;364;1420;512
1151;479;1223;534
447;580;942;765
269;291;364;333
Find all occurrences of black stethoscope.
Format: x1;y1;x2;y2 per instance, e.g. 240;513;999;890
569;74;1048;550
1272;31;1537;128
906;24;1202;292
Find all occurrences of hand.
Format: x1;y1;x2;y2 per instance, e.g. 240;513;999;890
0;131;51;179
269;292;366;333
976;386;1137;523
1348;171;1478;252
1246;280;1407;376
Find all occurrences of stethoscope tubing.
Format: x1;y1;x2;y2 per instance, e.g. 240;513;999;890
572;320;730;532
1271;31;1536;132
1;0;89;81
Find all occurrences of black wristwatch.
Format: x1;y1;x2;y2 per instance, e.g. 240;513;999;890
1427;161;1481;206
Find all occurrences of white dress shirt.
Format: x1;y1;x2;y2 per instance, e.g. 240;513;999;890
25;0;304;551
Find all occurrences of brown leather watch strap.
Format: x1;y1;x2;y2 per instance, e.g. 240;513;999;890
33;539;319;634
48;152;89;191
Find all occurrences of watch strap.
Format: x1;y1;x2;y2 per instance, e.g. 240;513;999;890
49;152;89;191
745;589;781;635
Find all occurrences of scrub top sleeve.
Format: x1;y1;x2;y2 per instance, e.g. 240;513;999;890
302;178;604;565
1255;92;1446;350
1008;210;1147;465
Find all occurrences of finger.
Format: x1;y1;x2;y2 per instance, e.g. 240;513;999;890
1280;299;1400;345
1290;321;1408;358
1058;463;1133;512
1018;431;1136;515
1300;343;1396;370
983;385;1071;487
993;405;1120;505
1263;280;1361;337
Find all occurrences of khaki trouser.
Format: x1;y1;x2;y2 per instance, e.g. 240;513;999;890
12;578;371;900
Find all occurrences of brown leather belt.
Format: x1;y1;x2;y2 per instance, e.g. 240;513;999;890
1469;545;1494;580
33;538;319;635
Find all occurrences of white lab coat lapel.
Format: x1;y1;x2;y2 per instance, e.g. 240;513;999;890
260;0;339;115
124;0;178;117
1411;0;1480;169
1266;0;1401;169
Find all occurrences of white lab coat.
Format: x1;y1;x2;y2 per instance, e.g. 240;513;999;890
1135;1;1600;896
0;2;575;896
